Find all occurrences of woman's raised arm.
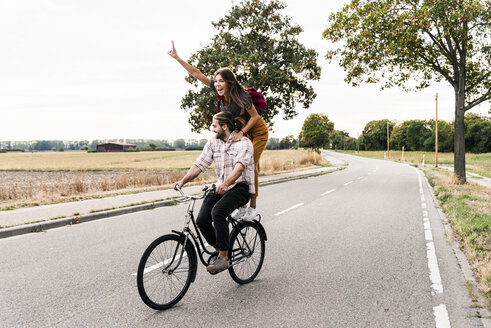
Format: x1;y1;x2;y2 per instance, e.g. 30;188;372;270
168;40;211;87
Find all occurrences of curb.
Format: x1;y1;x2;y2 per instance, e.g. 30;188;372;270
0;199;178;239
0;166;343;239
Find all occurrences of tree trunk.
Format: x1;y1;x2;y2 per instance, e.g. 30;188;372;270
453;89;466;184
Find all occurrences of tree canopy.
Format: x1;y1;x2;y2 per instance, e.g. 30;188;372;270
299;113;335;148
181;0;321;132
361;119;394;150
322;0;490;182
330;130;350;150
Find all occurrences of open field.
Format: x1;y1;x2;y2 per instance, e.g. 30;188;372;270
0;149;326;210
338;150;491;178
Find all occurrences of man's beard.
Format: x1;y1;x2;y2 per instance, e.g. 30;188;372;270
215;129;225;140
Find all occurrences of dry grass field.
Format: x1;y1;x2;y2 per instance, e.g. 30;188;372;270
0;149;326;210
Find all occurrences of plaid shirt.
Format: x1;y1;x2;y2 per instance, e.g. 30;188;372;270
194;132;255;194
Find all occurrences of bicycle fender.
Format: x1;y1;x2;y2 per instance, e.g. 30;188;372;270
236;221;267;241
253;221;268;241
171;230;198;283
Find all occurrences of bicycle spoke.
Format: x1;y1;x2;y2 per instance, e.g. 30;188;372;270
228;223;265;284
137;234;195;310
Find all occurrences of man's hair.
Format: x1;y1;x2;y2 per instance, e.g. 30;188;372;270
213;111;245;133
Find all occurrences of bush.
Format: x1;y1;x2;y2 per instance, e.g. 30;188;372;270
185;146;204;151
123;147;141;152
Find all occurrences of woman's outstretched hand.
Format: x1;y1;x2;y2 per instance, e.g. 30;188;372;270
168;40;178;59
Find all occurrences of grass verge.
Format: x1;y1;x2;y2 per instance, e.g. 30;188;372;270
422;167;490;304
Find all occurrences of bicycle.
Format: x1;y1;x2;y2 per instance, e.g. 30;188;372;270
136;184;267;310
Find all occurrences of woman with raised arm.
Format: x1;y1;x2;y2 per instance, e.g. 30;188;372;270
168;40;268;221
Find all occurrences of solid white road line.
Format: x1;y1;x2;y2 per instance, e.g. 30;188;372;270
415;168;449;326
321;189;336;196
274;203;304;216
433;304;451;328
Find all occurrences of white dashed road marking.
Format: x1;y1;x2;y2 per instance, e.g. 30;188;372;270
321;189;336;196
274;203;304;216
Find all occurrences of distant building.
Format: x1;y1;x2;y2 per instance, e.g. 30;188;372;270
96;142;136;152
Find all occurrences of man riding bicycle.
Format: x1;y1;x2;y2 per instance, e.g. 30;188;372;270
173;111;255;273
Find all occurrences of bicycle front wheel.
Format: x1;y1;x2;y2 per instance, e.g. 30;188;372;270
228;222;265;284
137;234;196;310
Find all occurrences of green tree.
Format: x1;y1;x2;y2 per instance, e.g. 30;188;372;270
174;138;186;149
464;113;491;153
199;139;208;147
330;130;350;150
181;0;321;132
424;119;454;152
323;0;490;183
406;120;432;151
390;121;410;151
266;137;280;150
299;114;335;148
361;120;394;150
279;135;297;149
345;137;358;150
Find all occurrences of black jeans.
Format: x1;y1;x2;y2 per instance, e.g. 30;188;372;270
196;182;250;251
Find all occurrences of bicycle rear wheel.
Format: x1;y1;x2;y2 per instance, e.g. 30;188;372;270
228;222;265;284
137;234;196;310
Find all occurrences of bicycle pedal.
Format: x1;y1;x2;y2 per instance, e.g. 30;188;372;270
206;252;219;266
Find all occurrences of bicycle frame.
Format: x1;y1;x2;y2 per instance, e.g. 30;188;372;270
172;185;266;268
173;185;219;267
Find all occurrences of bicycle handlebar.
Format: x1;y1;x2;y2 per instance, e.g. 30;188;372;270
175;184;216;202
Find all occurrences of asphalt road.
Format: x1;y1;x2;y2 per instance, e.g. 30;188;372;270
0;152;483;327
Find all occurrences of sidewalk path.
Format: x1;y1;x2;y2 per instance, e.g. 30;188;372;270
437;164;491;189
0;151;345;235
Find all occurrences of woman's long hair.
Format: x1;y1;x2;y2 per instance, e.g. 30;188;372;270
213;111;245;133
214;68;250;111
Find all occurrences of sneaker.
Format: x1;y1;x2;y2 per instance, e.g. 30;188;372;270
242;207;258;222
206;256;230;273
231;207;247;220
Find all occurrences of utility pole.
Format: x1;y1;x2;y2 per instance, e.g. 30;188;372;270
387;121;390;159
435;93;439;168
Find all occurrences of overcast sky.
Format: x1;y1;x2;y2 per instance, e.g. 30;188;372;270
0;0;488;142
